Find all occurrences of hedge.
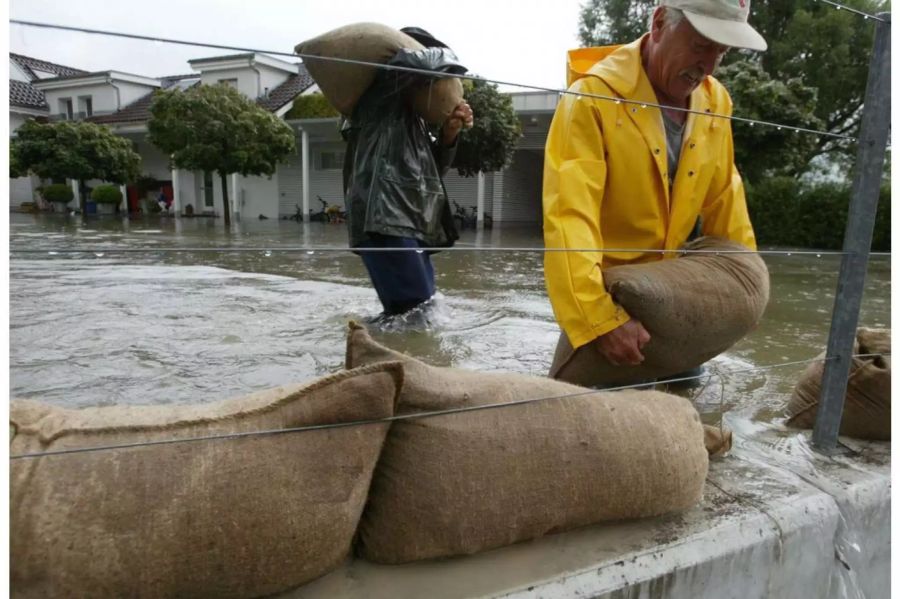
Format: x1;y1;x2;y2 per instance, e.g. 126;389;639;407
41;184;74;203
91;184;123;204
746;178;890;251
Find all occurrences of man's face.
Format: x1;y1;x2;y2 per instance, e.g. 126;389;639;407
649;10;729;102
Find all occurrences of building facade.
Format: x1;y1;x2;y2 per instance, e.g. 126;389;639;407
9;52;558;226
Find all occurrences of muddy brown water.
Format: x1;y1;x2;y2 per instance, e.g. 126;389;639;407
9;213;890;427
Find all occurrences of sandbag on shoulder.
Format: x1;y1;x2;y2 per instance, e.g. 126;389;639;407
345;323;708;564
786;328;890;440
296;23;423;116
10;362;402;599
550;237;770;387
297;23;465;123
405;52;465;125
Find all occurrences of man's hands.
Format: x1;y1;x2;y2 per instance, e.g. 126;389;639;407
596;320;651;366
441;101;474;146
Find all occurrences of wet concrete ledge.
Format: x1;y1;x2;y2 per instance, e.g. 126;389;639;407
286;429;889;599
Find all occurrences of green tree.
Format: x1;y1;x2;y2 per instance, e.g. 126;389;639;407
11;120;141;211
148;84;297;226
284;93;340;120
453;78;522;177
578;0;655;47
10;145;23;179
577;0;888;180
715;60;823;181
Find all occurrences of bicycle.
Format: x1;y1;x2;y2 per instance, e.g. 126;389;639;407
453;200;478;231
317;196;346;224
283;204;304;222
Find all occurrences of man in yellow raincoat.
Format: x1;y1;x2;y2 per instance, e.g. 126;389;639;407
543;0;766;367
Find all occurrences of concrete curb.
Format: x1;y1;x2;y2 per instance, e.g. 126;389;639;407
286;430;889;599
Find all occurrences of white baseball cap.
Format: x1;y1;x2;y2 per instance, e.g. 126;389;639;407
660;0;768;51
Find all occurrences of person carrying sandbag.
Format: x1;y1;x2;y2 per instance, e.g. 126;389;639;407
340;27;474;318
543;0;766;374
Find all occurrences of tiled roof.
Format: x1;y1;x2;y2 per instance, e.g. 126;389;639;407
257;65;314;112
10;53;88;79
10;79;48;110
90;68;313;125
88;89;165;125
10;53;88;113
160;74;200;88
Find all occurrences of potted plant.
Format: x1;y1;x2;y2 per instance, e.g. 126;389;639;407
90;184;123;215
40;184;74;213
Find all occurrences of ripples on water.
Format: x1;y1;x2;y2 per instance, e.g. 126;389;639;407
10;213;890;422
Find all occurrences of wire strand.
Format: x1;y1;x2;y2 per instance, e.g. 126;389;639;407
9;19;857;141
8;246;892;257
813;0;889;22
13;353;888;461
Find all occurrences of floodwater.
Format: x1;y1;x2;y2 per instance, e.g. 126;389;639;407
9;212;891;426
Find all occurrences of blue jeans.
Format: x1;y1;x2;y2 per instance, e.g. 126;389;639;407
358;236;436;315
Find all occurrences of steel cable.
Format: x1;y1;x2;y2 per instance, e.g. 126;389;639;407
10;353;888;460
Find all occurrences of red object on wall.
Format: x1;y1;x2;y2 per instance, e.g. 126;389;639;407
126;185;141;213
124;182;174;213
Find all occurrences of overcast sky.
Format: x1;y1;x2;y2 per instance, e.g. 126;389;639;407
10;0;587;91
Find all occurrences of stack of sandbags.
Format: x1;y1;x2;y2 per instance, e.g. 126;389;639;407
345;322;709;564
786;328;891;440
295;22;463;124
10;363;402;598
551;237;770;387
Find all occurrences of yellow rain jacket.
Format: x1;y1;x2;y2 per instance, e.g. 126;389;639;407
543;37;756;349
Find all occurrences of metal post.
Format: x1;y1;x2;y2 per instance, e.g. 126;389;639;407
301;128;310;223
69;179;80;212
231;173;240;220
476;171;485;230
812;13;891;453
171;167;181;216
118;184;128;215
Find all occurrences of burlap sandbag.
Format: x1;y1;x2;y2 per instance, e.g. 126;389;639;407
786;328;891;440
703;424;733;458
295;23;423;115
345;323;708;564
550;236;770;387
412;76;464;125
10;363;403;599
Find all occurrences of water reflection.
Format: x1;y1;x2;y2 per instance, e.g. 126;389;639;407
9;213;890;419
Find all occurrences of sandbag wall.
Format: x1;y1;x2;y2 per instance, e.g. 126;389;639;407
11;325;712;597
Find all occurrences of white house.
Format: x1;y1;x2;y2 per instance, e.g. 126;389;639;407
9;51;559;226
87;52;316;219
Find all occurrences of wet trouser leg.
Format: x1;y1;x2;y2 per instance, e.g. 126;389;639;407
358;236;435;315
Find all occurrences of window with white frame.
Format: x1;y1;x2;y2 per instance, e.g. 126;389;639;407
217;78;238;89
318;150;345;171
